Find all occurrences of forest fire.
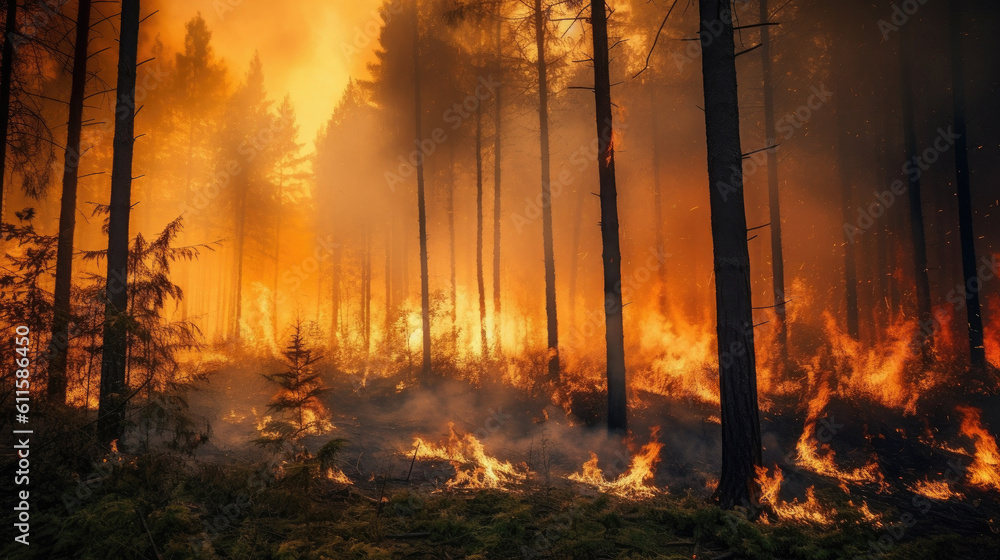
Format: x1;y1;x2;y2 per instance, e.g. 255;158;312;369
1;0;998;557
568;429;664;498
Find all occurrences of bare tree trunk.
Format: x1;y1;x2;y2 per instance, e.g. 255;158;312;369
649;86;668;319
98;0;140;449
837;103;860;340
492;10;503;352
949;0;984;369
412;0;432;379
534;0;559;381
0;0;18;215
899;18;932;361
446;144;457;344
331;239;342;350
698;0;762;509
475;100;488;359
759;0;787;363
47;0;92;401
273;173;283;337
591;0;626;434
232;176;248;342
364;226;372;355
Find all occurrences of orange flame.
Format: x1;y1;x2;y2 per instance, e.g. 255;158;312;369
957;406;1000;490
412;424;528;490
568;428;664;498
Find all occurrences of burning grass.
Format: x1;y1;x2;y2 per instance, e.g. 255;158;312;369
568;428;665;498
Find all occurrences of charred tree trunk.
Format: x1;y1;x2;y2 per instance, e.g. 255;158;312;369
534;0;559;381
48;0;93;401
591;0;626;434
364;226;372;356
649;85;668;319
331;239;342;351
97;0;140;448
837;103;860;341
698;0;762;508
412;1;432;379
899;19;933;361
492;11;503;351
759;0;787;363
273;174;283;337
475;100;488;359
232;176;248;341
447;144;457;344
0;0;17;214
949;0;985;369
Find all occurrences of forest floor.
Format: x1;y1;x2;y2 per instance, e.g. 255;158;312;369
4;357;1000;559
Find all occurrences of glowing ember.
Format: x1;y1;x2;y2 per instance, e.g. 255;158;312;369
412;424;528;490
909;479;961;501
325;467;351;484
568;429;664;498
957;406;1000;490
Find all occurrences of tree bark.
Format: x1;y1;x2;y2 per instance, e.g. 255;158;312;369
492;10;503;352
48;0;93;401
475;100;488;359
591;0;626;434
649;85;668;319
98;0;140;448
949;0;985;369
837;102;860;341
899;16;932;361
698;0;762;509
447;143;457;344
534;0;559;382
0;0;18;216
412;0;432;379
759;0;787;363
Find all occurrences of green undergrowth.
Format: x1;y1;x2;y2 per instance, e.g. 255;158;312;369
3;453;997;560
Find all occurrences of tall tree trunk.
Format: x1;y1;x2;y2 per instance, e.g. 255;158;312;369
698;0;762;509
232;176;248;342
412;0;432;379
447;144;457;344
899;18;932;361
534;0;559;381
47;0;92;401
759;0;787;363
331;239;342;350
0;0;18;216
949;0;985;369
837;103;860;340
364;226;372;356
98;0;140;448
649;85;668;319
273;173;283;337
475;100;488;359
568;183;586;330
591;0;626;434
384;224;392;351
492;10;503;352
